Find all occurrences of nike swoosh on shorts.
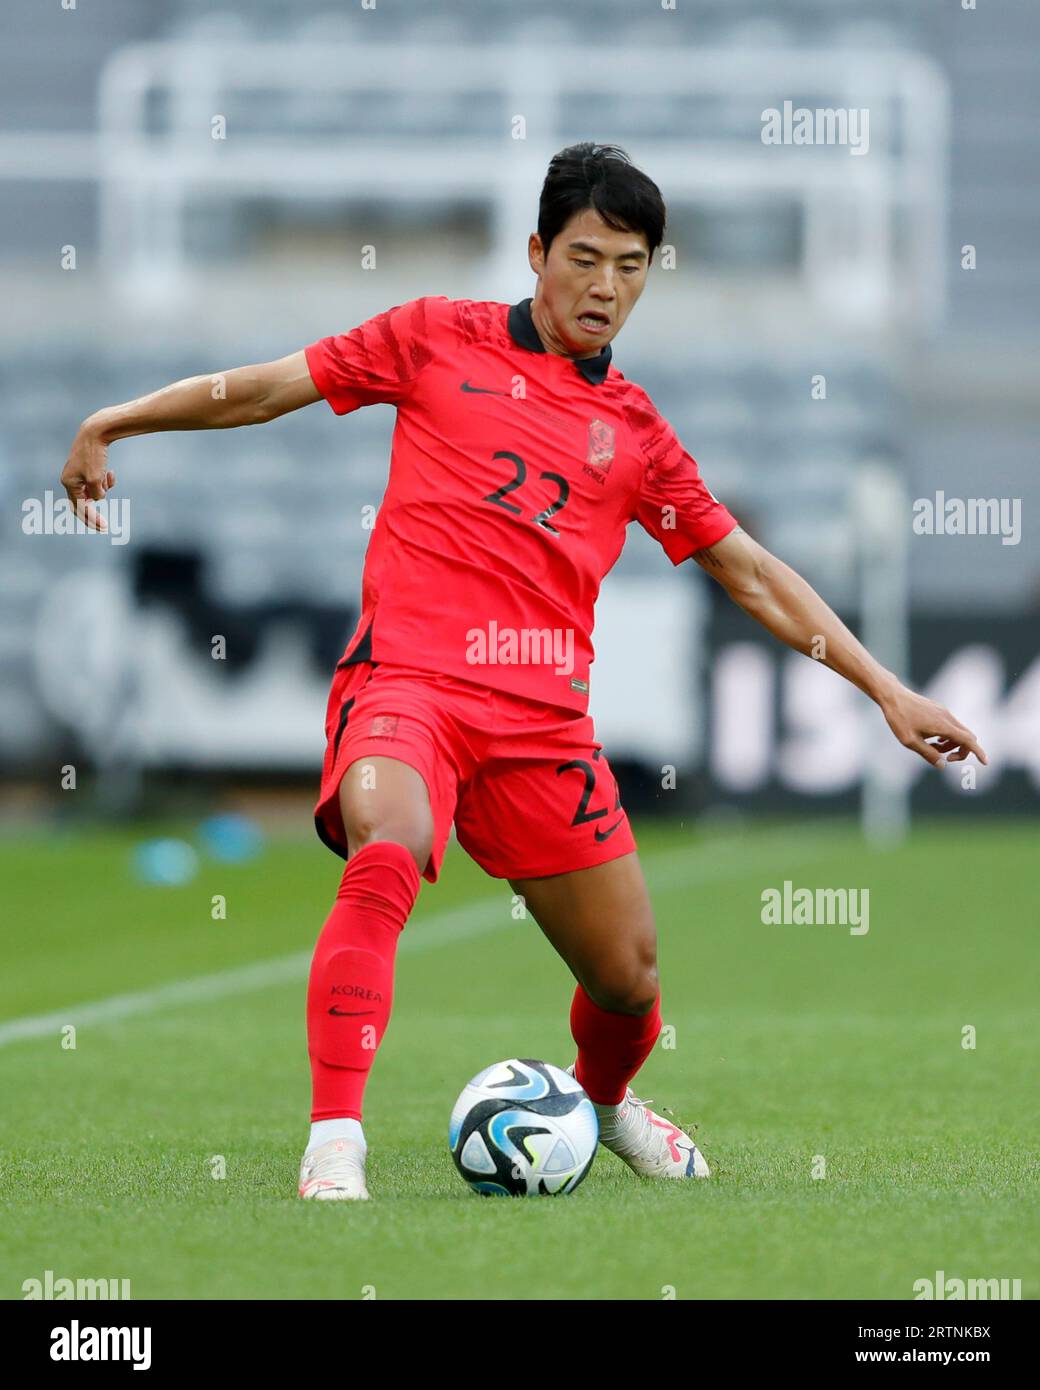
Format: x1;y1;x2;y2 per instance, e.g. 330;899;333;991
594;819;624;843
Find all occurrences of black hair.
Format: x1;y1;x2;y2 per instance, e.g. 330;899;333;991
536;142;666;260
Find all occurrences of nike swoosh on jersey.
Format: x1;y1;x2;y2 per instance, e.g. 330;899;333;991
460;380;511;396
328;1007;377;1017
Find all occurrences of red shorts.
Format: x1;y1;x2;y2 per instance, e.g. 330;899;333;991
314;660;637;883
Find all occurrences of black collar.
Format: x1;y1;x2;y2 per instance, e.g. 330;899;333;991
507;298;612;385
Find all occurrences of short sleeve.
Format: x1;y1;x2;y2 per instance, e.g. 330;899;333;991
304;295;451;415
631;398;738;564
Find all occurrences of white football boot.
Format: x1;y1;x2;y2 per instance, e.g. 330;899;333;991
298;1137;370;1201
566;1064;710;1179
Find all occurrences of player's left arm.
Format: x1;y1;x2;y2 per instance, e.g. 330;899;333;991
692;527;987;769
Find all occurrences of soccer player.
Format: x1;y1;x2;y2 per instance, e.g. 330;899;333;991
61;144;986;1200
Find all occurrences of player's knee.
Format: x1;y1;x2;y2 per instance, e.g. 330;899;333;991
339;792;431;872
338;762;433;873
346;819;431;874
588;959;659;1015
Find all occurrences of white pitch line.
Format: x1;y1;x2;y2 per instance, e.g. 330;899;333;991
0;831;832;1049
0;896;510;1049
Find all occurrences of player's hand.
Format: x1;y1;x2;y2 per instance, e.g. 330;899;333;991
879;684;987;768
61;418;115;532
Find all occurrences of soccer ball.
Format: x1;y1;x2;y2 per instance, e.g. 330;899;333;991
448;1058;598;1197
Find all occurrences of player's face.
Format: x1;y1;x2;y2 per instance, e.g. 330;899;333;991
528;207;650;358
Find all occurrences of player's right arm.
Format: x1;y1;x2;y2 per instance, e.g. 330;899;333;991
60;351;320;528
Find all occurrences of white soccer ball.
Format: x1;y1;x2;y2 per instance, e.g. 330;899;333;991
449;1058;598;1197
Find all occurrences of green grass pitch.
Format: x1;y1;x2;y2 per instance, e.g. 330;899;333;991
1;818;1036;1301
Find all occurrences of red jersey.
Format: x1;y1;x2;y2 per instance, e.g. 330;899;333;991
304;296;738;712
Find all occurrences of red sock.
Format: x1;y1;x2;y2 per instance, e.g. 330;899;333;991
307;841;420;1122
570;985;663;1105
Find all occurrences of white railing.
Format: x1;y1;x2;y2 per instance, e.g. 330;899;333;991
0;39;949;328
